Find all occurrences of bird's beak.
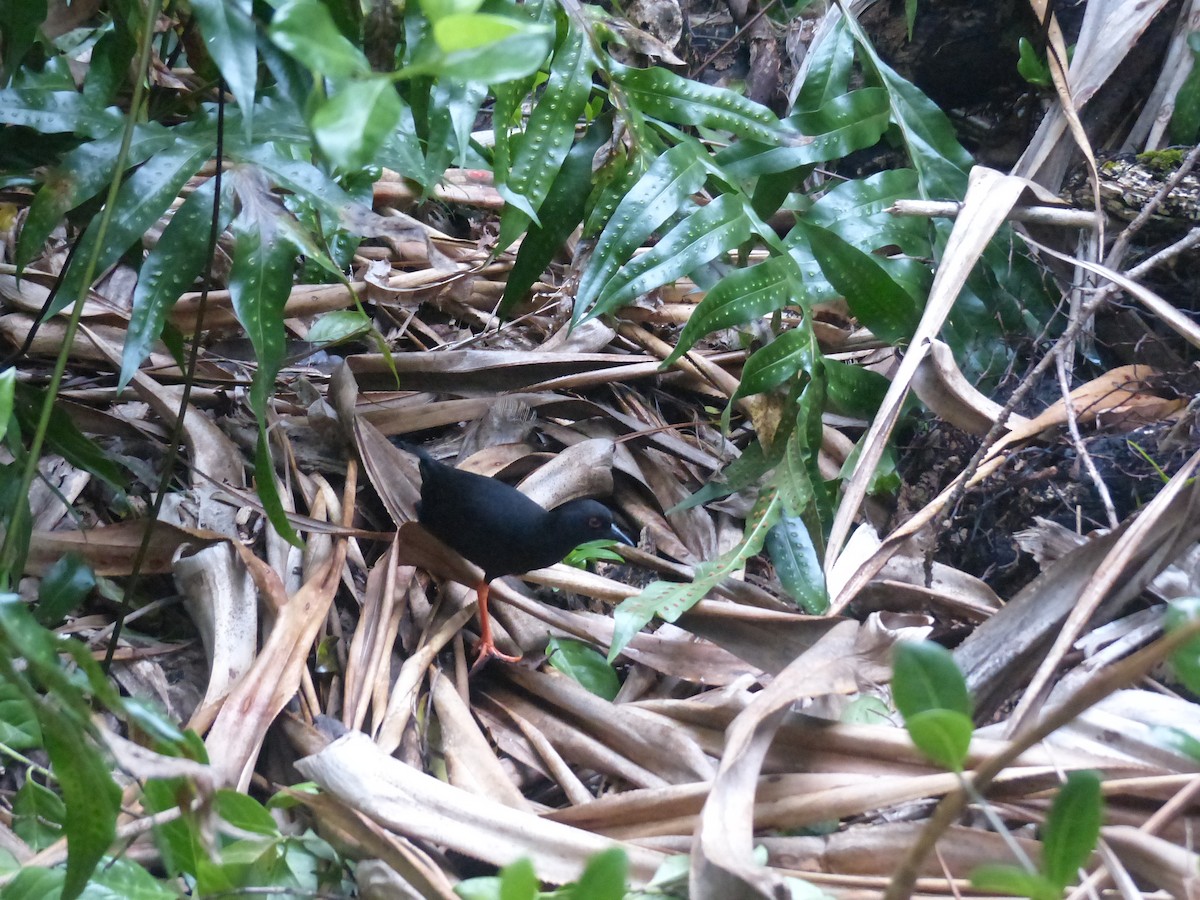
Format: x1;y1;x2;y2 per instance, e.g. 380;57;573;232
610;524;636;547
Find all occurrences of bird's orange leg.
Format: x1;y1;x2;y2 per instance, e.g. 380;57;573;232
470;580;522;672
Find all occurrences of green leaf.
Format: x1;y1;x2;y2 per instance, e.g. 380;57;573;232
1170;32;1200;144
16;124;175;270
14;384;126;490
562;539;625;567
142;779;198;878
574;140;707;321
610;581;689;662
823;358;890;419
904;708;972;771
0;367;14;430
842;13;971;200
838;435;900;496
774;379;823;516
615;64;795;144
0;678;41;750
501;114;612;314
217;790;280;837
1017;37;1052;88
433;12;524;51
13;778;64;849
610;489;781;660
88;856;180;899
50;137;214;317
307;309;372;345
455;876;502;900
498;857;537;900
893;641;971;718
840;695;892;726
798;222;920;344
240;151;343;219
574;848;628;900
41;713;120;899
122;173;235;390
0;598;107;726
670;438;773;513
1;865;65;900
716;88;891;179
970;864;1058;900
36;555;95;626
729;327;814;408
805;169;928;256
663;255;799;366
421;0;485;21
0;465;33;586
403;19;553;82
1041;771;1102;890
0;89;123;139
269;0;369;78
1166;597;1200;694
582;147;645;239
0;596;63;689
904;0;918;40
0;0;47;85
490;77;520;178
189;0;258;134
194;850;238;895
1149;724;1200;761
497;27;594;237
227;198;301;546
254;432;301;549
310;76;404;171
766;515;827;614
444;79;490;170
546;638;620;700
82;18;136;107
227;204;295;423
591;194;754;318
794;16;853;112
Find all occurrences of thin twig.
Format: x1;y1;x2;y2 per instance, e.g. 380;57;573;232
1055;347;1118;528
889;198;1100;229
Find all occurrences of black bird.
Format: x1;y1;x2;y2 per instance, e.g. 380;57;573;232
408;445;634;668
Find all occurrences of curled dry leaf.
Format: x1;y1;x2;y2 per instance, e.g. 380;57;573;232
912;338;1032;435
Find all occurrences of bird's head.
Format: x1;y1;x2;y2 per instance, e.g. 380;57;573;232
553;499;636;549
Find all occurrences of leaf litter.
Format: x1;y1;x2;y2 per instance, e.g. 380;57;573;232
6;2;1200;897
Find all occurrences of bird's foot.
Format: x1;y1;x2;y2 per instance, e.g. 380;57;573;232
469;639;523;673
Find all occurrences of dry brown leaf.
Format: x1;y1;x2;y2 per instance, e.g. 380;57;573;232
205;480;350;787
912;338;1032;435
25;520;221;576
1022;364;1182;434
691;621;861;900
1102;825;1200;898
1007;448;1200;735
175;543;257;722
431;675;531;809
284;786;460;900
503;666;717;784
294;730;668;885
